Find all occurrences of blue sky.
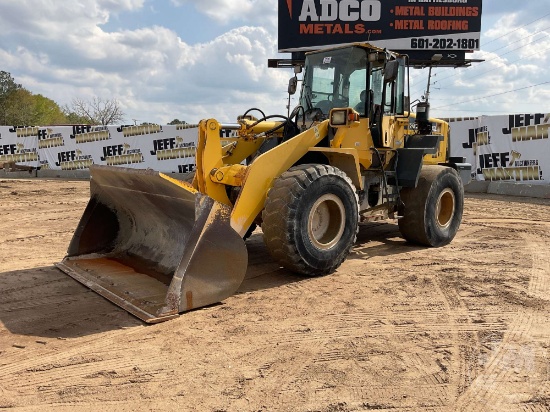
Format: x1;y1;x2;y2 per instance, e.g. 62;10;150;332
102;1;229;44
0;0;548;124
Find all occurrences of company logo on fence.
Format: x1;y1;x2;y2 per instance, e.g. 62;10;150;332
38;128;65;149
9;126;39;138
150;137;196;161
55;149;94;170
475;148;542;182
0;143;39;162
502;113;550;142
117;124;163;138
481;166;542;182
100;143;144;165
177;164;196;174
459;113;547;183
70;126;111;144
463;125;491;155
176;123;199;131
479;150;542;182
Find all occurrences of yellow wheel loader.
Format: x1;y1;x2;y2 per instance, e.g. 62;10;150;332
57;43;471;323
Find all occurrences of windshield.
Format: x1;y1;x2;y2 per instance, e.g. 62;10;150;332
299;47;406;117
300;47;367;115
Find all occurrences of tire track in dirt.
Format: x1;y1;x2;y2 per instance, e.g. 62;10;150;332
527;229;550;302
269;312;511;344
0;325;176;406
432;271;484;402
260;286;490;408
453;230;550;412
309;339;454;408
245;213;546;410
454;310;537;411
17;361;174;399
467;218;550;227
2;186;550;411
237;276;345;410
0;273;86;341
2;230;75;245
0;265;145;403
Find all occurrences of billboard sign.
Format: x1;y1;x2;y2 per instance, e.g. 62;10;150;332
279;0;482;53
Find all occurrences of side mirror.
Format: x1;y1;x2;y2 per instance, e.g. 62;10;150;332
384;60;399;82
288;76;298;95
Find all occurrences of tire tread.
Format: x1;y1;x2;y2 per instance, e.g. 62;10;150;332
262;164;359;275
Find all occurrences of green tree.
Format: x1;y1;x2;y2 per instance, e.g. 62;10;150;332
0;71;22;125
168;118;187;125
4;90;68;126
4;89;35;125
33;94;67;125
0;71;125;126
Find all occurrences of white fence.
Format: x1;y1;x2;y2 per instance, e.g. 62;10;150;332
449;113;550;184
2;113;549;185
0;124;200;174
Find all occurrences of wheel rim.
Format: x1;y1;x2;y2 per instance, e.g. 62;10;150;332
307;194;346;250
435;188;456;229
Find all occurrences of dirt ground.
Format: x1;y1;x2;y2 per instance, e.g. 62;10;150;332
0;178;549;412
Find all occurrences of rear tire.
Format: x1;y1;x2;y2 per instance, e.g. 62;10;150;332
398;165;463;247
262;164;359;275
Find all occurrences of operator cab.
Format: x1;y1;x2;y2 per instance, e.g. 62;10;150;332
297;45;407;141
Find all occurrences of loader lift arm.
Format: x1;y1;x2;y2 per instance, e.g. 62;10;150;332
56;116;332;323
195;118;330;237
57;42;470;323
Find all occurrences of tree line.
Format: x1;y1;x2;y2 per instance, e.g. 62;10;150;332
0;71;186;127
0;71;187;126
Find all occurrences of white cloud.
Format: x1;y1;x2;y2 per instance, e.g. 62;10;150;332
171;0;254;21
419;9;550;118
0;0;291;124
0;0;145;36
169;0;277;27
484;0;550;20
0;0;548;125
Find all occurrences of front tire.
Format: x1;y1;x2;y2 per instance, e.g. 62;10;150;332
398;165;464;247
262;164;359;275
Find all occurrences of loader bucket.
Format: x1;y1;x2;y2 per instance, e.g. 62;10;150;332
56;165;248;323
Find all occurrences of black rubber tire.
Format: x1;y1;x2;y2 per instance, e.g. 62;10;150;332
398;165;464;247
262;164;359;276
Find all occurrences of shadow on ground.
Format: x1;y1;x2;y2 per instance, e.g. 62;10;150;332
0;222;423;338
350;221;425;260
0;265;142;338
